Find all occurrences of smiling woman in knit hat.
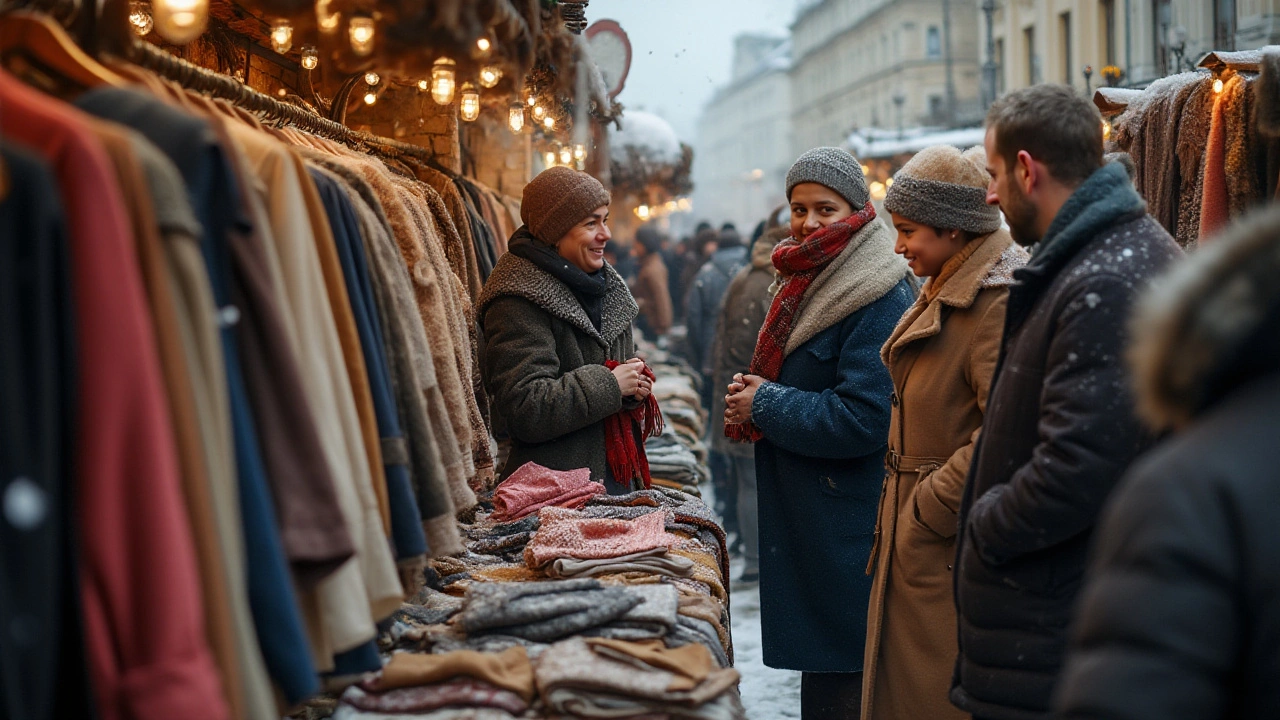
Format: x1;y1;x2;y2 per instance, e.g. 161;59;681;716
477;166;662;495
860;145;1028;720
721;147;915;720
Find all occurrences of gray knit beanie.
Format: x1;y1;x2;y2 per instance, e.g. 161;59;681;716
883;145;1002;235
521;166;611;245
785;147;870;209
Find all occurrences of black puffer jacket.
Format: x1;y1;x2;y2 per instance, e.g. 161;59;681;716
951;163;1182;720
1054;206;1280;720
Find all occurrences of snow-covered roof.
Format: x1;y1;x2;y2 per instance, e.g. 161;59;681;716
845;126;987;161
610;111;684;165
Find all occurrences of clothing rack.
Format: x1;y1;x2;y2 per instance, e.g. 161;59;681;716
129;39;439;163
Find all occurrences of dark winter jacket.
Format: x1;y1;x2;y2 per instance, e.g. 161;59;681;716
633;252;673;337
686;245;749;377
710;232;781;458
477;252;642;494
1054;206;1280;720
952;162;1182;720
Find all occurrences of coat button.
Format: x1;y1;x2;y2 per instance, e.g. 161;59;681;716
4;477;47;531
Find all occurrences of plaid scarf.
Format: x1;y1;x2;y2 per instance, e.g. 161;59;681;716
603;361;665;488
725;202;878;443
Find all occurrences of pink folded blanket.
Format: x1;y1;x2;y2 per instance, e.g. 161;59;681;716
490;462;605;522
524;507;682;569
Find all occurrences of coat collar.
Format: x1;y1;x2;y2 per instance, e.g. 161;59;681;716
478;252;638;347
882;230;1026;366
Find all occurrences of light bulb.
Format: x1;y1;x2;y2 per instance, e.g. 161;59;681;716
365;71;380;86
349;17;375;56
543;116;555;130
431;57;456;105
531;104;546;120
479;65;502;89
1213;78;1224;93
460;83;480;122
544;151;557;167
129;2;153;35
527;94;537;106
508;102;525;133
573;143;586;161
301;45;318;69
1102;120;1111;140
363;91;377;105
635;205;651;221
152;0;207;44
559;146;573;165
270;22;292;53
476;36;492;56
316;0;339;32
418;79;428;90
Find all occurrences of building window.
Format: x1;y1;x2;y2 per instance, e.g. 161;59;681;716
1215;0;1237;51
926;26;941;58
1060;12;1072;85
1025;25;1039;85
1101;0;1116;65
929;95;944;122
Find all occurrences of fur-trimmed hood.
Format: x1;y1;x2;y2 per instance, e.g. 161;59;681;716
477;252;638;347
1130;206;1280;430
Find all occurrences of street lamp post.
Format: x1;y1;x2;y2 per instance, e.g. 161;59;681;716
893;91;906;140
981;0;997;108
1083;65;1093;94
1169;25;1188;73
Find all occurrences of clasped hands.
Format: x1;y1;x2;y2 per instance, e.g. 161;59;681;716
724;373;765;425
611;358;654;400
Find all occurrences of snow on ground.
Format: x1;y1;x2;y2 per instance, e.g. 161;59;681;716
730;556;802;719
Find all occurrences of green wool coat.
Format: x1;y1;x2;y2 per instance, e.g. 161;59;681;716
477;253;642;493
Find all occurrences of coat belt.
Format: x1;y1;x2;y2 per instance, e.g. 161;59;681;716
884;450;948;473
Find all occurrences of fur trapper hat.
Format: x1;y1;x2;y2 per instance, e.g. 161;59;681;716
884;145;1002;235
521;166;611;245
786;147;870;209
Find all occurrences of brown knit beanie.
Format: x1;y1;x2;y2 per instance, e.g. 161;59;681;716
883;145;1002;235
520;166;611;245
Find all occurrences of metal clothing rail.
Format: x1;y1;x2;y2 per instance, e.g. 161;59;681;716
130;40;436;162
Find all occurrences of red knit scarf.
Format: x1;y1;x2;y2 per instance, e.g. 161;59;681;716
725;201;878;443
603;361;665;488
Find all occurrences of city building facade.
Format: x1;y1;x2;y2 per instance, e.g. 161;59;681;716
693;34;794;230
789;0;983;156
980;0;1280;101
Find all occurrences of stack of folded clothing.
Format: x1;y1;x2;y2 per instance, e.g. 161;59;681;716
523;506;684;570
335;647;534;719
634;341;713;495
490;462;605;521
458;579;642;643
535;637;744;719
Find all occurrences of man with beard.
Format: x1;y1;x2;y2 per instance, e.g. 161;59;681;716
950;84;1182;720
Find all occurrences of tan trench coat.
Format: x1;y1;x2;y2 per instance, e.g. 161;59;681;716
862;230;1026;720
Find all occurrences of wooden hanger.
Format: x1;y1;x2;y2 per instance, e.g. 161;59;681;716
0;10;128;90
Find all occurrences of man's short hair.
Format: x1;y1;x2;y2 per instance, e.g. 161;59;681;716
986;84;1104;187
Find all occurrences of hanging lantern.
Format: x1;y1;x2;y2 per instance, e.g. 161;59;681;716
348;16;375;57
559;146;573;165
417;79;429;91
301;44;318;70
543;115;555;130
527;94;537;106
475;36;492;58
363;90;377;105
479;65;502;89
460;83;481;122
531;104;546;120
152;0;208;44
544;151;557;168
431;57;457;105
269;21;292;53
364;71;380;86
128;2;153;35
508;102;525;133
573;143;587;162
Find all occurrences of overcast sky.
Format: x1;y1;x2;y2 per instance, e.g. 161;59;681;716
595;0;799;144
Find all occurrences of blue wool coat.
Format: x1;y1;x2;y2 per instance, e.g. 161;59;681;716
752;277;915;672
